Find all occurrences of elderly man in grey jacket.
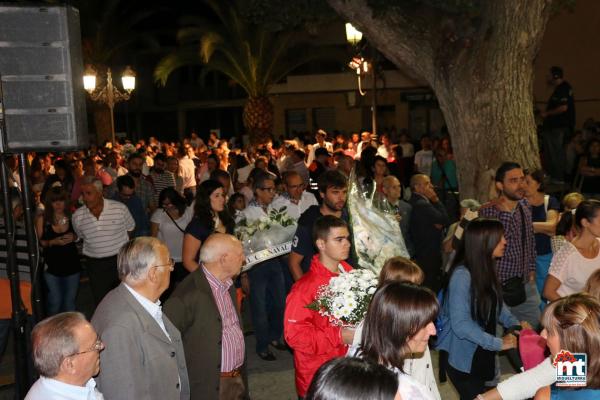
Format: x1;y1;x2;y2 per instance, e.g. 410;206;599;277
91;237;190;400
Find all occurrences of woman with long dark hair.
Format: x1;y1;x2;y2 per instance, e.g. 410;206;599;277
436;218;524;400
182;179;234;272
34;187;81;315
151;187;193;286
524;169;560;299
358;281;439;399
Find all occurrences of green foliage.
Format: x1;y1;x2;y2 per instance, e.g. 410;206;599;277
154;0;344;97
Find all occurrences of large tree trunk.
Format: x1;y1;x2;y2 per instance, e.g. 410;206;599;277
243;96;275;145
328;0;552;200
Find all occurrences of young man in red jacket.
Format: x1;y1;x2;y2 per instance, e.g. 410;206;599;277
284;215;355;399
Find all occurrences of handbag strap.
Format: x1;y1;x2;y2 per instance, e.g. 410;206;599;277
164;209;186;233
518;203;527;279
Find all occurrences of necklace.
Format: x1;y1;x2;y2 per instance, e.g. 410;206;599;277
54;215;68;225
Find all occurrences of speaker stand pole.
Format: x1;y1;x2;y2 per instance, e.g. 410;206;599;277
0;154;30;399
17;153;44;322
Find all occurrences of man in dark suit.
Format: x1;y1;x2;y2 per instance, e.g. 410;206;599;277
91;237;190;400
409;174;450;292
164;233;248;400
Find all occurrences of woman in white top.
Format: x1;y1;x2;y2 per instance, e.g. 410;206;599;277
544;200;600;301
356;281;439;400
150;187;193;295
350;257;440;400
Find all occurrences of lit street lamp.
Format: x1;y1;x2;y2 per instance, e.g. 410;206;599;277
345;23;377;137
83;65;136;144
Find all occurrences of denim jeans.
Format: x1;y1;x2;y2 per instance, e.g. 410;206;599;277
535;253;553;309
45;272;80;316
247;257;286;354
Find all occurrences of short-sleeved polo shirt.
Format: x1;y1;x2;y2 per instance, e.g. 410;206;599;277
72;199;135;258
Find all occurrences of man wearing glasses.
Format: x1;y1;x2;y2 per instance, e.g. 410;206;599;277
273;171;318;220
235;170;290;361
26;312;105;399
91;237;190;399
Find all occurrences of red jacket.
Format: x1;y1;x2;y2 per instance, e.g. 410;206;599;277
284;255;352;397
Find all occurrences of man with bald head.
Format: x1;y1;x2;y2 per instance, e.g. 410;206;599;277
409;174;450;292
164;233;247;400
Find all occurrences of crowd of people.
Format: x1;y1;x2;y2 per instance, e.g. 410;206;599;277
0;117;598;400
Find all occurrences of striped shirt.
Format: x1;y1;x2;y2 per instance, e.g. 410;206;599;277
202;266;244;372
72;199;135;258
150;171;176;204
0;220;32;283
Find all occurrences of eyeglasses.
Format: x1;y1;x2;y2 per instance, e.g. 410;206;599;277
68;336;104;357
153;258;175;271
259;187;276;193
287;184;305;190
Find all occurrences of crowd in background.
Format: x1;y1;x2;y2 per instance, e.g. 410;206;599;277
0;114;600;400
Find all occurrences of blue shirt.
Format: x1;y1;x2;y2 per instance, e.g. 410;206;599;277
25;377;103;400
112;194;150;238
436;266;519;373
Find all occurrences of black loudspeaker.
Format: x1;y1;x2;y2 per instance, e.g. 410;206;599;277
0;5;88;152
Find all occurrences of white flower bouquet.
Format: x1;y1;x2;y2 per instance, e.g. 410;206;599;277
235;206;297;270
348;169;409;273
307;268;378;327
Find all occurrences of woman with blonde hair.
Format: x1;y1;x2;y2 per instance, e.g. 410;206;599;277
478;293;600;399
585;269;600;301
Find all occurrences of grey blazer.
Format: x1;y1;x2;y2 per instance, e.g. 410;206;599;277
91;283;190;400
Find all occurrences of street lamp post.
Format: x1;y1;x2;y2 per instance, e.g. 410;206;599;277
83;66;136;145
345;23;377;138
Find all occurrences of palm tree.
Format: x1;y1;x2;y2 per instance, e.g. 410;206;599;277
154;0;340;144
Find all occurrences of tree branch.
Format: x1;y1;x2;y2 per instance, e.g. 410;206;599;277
326;0;436;83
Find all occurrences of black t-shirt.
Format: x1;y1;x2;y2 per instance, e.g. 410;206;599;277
531;195;559;255
545;81;575;130
291;205;354;273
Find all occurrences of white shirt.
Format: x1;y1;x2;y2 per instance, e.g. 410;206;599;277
307;141;333;166
355;141;371;160
178;156;196;189
237;164;254;184
150;207;194;262
123;283;170;341
350;322;440;400
377;145;390;160
25;377;103;400
272;191;318;220
496;357;556;400
414;149;434;176
549;238;600;297
399;142;415;157
236;197;287;223
72;199;135;258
